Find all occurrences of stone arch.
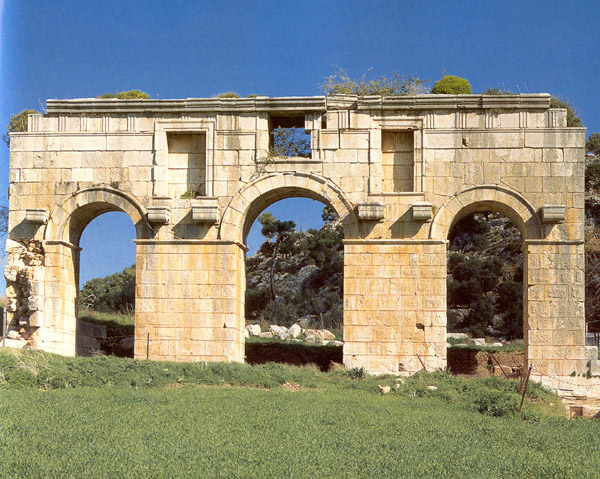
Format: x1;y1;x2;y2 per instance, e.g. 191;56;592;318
45;186;150;245
429;185;542;241
219;172;358;245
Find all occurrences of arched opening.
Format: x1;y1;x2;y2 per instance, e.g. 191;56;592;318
42;187;148;357
76;211;136;357
446;209;524;376
243;196;345;370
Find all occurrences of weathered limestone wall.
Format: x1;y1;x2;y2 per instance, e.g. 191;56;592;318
344;240;446;374
5;93;598;393
134;241;245;362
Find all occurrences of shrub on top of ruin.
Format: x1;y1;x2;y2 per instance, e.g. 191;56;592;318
321;67;430;96
216;92;241;98
3;109;40;147
483;87;514;95
549;97;581;127
431;75;472;94
96;90;150;99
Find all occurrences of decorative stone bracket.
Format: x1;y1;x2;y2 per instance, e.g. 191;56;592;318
25;208;49;224
540;204;566;223
411;202;433;221
147;206;170;224
356;202;385;221
191;198;219;224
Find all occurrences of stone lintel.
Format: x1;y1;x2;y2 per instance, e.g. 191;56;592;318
133;239;248;251
343;239;447;245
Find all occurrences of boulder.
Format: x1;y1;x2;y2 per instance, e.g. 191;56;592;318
491;342;503;348
278;332;292;341
377;385;391;394
244;329;250;339
246;324;261;336
447;332;469;340
304;334;316;344
470;338;486;346
289;324;302;339
321;329;336;341
329;340;344;347
318;340;330;346
258;332;273;339
3;338;27;350
269;325;288;336
304;329;336;341
6;329;20;340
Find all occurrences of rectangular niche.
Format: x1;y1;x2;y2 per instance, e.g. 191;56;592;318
381;131;414;192
167;133;207;198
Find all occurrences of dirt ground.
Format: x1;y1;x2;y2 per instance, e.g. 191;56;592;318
245;342;524;376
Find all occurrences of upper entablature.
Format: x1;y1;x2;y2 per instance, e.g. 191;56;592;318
44;93;552;115
19;93;576;134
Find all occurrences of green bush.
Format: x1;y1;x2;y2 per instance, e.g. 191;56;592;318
473;388;521;417
4;109;40;147
96;90;150;99
549;97;581;127
216;92;241;98
432;75;472;94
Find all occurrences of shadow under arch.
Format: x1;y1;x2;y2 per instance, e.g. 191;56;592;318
45;186;150;245
429;185;543;242
219;172;358;245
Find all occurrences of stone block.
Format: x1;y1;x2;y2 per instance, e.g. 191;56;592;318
540;204;566;223
411;202;433;221
147;206;170;224
357;202;385;221
191;198;219;223
25;208;48;224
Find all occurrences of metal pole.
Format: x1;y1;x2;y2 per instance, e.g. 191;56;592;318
146;332;150;360
1;307;5;348
519;365;533;412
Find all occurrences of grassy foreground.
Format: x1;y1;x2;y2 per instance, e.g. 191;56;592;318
1;350;599;478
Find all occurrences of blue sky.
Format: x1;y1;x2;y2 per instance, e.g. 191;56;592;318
1;0;599;286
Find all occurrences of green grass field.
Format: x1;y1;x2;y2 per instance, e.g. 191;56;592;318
1;350;598;478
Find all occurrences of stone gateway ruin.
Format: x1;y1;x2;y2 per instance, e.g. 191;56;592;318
6;93;600;393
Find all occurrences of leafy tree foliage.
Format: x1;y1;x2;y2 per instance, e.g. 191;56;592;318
321;67;430;96
4;109;40;147
0;205;7;234
447;213;523;339
79;265;135;313
270;127;311;158
587;133;600;157
431;75;472;94
97;90;150;99
246;207;344;329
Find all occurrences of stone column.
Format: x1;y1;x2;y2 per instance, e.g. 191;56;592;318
134;240;245;362
524;240;596;378
37;241;79;356
343;240;447;374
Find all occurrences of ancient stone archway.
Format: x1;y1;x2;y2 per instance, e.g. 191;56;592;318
219;171;358;245
429;185;542;242
45;185;150;245
6;94;598;394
